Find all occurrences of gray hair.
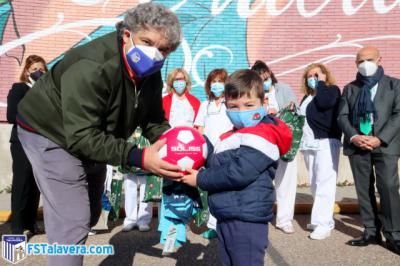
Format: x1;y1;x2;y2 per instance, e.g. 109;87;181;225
117;3;182;52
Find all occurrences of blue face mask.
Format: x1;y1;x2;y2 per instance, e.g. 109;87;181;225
173;80;186;95
263;79;272;92
307;77;318;90
226;106;266;129
210;82;225;97
126;35;165;78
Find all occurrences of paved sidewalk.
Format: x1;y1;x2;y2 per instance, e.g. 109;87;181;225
1;186;396;265
0;214;398;265
0;186;363;222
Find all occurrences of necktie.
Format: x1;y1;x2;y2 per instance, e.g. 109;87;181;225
360;116;372;135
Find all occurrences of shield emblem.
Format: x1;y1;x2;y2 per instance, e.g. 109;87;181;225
2;235;27;264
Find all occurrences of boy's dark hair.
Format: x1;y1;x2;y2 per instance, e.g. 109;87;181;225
225;69;264;103
251;60;278;85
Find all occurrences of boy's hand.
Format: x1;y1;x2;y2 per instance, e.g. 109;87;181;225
180;168;198;187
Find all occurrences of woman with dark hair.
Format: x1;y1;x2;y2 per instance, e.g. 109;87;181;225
252;60;299;234
251;60;280;114
195;68;232;144
251;60;297;109
7;54;47;235
194;68;233;239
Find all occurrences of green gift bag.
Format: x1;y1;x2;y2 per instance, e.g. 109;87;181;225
143;174;163;202
189;188;209;234
129;129;164;202
109;171;124;221
277;104;305;162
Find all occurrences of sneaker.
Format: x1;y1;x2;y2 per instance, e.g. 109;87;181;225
138;224;150;232
122;223;136;232
309;227;331;240
202;229;217;239
277;224;295;234
307;224;317;231
88;229;97;236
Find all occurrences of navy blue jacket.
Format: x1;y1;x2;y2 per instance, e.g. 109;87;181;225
306;81;342;140
197;116;292;223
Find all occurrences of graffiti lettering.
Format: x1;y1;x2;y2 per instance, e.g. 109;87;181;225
208;0;400;18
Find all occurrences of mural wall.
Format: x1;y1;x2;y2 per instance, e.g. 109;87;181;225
1;0;400;121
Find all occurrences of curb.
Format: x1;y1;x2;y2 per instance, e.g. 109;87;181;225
0;202;360;223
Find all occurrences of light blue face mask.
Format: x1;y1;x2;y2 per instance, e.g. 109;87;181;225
263;79;272;92
226;106;266;129
307;77;318;90
210;82;225;97
173;80;186;95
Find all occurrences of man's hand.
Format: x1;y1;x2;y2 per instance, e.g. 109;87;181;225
143;139;183;179
364;136;382;149
351;135;373;150
179;168;198;187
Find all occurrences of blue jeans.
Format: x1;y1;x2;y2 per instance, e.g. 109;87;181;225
217;220;269;266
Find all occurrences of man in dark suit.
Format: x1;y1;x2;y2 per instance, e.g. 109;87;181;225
338;46;400;255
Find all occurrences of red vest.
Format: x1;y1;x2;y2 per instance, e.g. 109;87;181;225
162;92;200;122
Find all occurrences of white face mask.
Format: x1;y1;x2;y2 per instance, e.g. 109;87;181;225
128;36;164;61
358;61;378;77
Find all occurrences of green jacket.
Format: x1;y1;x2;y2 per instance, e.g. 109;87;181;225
18;31;169;166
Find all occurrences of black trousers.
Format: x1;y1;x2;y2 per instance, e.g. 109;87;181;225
349;152;400;241
10;141;40;234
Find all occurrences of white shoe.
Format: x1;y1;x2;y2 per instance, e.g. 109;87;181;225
306;224;317;231
88;229;97;236
138;224;150;232
277;224;295;234
122;223;136;232
309;227;331;240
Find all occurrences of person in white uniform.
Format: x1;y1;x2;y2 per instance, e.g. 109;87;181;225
251;60;298;234
299;63;341;240
162;68;200;128
194;68;233;238
122;128;153;232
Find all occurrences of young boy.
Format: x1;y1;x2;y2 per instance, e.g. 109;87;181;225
181;69;292;265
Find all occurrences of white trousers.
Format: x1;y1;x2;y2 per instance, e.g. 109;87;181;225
123;173;153;227
275;158;298;228
301;139;340;230
105;165;114;192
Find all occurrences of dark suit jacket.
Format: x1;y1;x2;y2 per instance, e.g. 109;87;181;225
337;75;400;156
7;82;31;143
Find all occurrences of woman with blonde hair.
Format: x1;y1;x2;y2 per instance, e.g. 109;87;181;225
299;63;341;240
162;68;200;127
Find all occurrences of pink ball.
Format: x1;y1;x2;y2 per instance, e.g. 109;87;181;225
159;126;208;172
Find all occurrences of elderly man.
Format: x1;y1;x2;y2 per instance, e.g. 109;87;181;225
338;46;400;255
17;3;182;265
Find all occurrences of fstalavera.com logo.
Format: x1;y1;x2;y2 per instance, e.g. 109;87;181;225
2;235;27;264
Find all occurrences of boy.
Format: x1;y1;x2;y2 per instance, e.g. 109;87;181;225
181;69;292;265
